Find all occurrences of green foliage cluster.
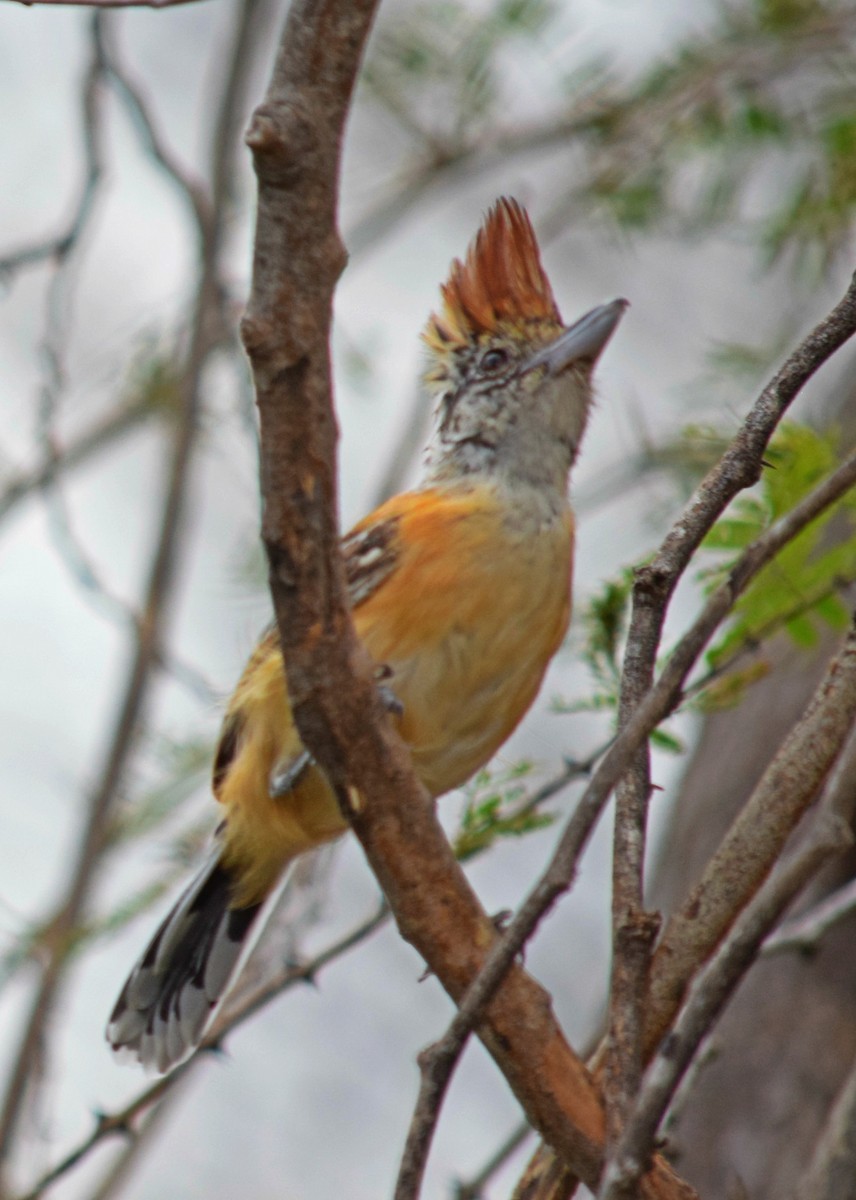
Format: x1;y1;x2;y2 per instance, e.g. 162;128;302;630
700;422;855;675
586;1;856;270
363;0;554;147
453;762;555;861
568;420;854;728
363;0;856;274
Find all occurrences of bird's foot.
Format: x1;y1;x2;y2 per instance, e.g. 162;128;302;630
374;663;403;718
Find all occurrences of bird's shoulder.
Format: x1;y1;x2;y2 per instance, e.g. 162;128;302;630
342;484;505;607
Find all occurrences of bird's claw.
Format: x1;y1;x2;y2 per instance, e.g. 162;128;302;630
270;750;314;798
374;664;403;718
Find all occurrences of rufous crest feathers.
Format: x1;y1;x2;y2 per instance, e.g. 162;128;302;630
423;198;562;352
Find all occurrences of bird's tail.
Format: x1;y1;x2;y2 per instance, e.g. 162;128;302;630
107;852;263;1073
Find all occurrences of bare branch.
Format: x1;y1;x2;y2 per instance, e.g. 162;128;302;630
242;5;696;1198
598;813;853;1200
453;1122;532;1200
603;252;856;1148
646;616;856;1057
794;1048;856;1200
762;877;856;957
0;395;153;527
0;33;105;284
97;20;213;233
0;0;264;1169
514;275;856;1200
13;902;390;1200
385;340;856;1199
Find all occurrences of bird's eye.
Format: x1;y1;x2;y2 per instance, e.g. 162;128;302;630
480;347;509;372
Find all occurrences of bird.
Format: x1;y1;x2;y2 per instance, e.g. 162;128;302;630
107;197;626;1073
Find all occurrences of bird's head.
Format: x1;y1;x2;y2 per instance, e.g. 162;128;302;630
422;198;626;497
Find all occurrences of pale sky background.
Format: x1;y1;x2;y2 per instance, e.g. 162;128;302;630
0;2;850;1198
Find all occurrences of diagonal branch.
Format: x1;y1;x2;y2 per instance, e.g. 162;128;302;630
516;276;856;1200
599;811;853;1200
794;1041;856;1200
0;394;154;528
396;447;856;1200
644;599;856;1058
12;902;389;1200
763;876;856;958
603;270;856;1148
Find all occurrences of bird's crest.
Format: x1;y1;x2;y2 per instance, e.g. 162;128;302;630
423;198;561;352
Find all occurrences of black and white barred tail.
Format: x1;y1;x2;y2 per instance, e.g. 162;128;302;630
106;853;262;1073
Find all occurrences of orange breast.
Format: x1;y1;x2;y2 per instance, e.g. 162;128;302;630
354;485;574;795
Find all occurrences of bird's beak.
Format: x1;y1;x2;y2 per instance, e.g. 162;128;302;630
526;298;628;375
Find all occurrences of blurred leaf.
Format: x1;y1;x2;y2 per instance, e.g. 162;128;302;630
649;727;686;754
453;762;556;860
695;659;773;711
702;422;856;671
363;0;555;146
578;568;635;688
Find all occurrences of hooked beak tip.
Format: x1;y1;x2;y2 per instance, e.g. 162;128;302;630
530;298;628;376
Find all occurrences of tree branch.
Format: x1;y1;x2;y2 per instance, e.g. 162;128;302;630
0;395;153;528
599;811;853;1200
762;876;856;957
12;901;389;1200
453;1121;532;1200
604;267;856;1147
0;2;262;1173
645;615;856;1058
794;1045;856;1200
515;274;856;1200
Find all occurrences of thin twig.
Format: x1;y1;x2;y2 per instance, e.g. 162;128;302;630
12;745;590;1197
13;902;390;1200
646;615;856;1058
598;812;852;1200
0;40;105;284
0;397;154;528
98;20;213;234
394;449;856;1200
475;319;856;1200
0;20;110;1160
603;247;856;1148
453;1121;532;1200
348;10;856;266
0;0;258;1169
86;1081;187;1200
794;1046;856;1200
42;475;218;704
762;877;856;957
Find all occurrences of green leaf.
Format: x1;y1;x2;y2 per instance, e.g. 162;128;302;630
453;762;557;860
649;727;685;755
784;612;819;648
702;422;856;673
578;568;635;688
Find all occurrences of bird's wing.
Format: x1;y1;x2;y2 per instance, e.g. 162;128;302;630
341;509;403;607
209;504;407;805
